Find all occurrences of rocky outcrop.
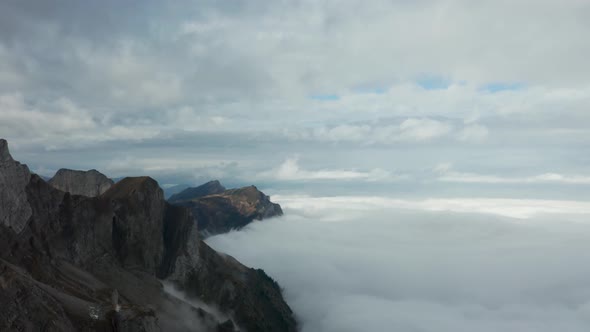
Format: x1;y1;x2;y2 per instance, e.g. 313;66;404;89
168;180;226;203
171;184;283;237
0;139;297;332
0;139;32;234
174;241;298;332
49;168;114;197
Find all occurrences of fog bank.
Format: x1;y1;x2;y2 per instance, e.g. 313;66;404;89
207;196;590;332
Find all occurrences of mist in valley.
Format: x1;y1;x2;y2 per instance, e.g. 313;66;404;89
208;195;590;332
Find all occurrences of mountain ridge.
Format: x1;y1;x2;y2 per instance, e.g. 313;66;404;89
169;182;283;237
0;138;297;332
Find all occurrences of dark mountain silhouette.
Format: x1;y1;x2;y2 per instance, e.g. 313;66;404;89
0;139;297;332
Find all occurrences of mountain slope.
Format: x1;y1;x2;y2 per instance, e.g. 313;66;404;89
170;183;283;237
168;180;226;203
0;139;297;332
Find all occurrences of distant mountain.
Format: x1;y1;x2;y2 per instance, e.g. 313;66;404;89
48;168;114;197
168;180;226;203
0;138;297;332
162;183;190;199
170;181;283;237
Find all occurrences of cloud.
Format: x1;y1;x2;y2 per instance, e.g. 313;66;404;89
207;195;590;332
287;118;455;145
258;157;396;182
457;124;489;142
1;0;589;197
436;164;590;185
272;195;590;220
398;118;453;141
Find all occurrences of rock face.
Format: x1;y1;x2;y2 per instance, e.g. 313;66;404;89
0;139;32;234
49;168;114;197
175;241;297;332
168;180;226;203
0;139;297;332
170;182;283;237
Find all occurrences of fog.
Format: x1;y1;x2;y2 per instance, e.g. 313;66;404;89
207;196;590;332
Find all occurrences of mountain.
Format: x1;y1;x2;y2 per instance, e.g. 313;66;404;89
169;183;283;237
48;168;114;197
162;184;190;200
0;139;297;332
168;180;226;203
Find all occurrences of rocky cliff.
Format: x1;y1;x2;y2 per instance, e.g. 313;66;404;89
0;139;297;332
49;168;114;197
170;183;283;237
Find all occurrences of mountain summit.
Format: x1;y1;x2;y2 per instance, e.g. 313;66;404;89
168;180;226;203
49;168;114;197
169;182;283;237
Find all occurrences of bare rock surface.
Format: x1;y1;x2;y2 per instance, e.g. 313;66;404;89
170;182;283;237
49;168;114;197
0;139;32;234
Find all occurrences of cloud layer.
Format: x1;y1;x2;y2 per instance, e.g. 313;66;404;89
208;195;590;332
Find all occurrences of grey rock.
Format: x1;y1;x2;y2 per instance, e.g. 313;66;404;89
173;241;297;332
0;139;13;162
0;138;32;234
173;185;283;237
102;177;166;271
49;168;114;197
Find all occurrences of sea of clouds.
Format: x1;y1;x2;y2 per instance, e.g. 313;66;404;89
207;195;590;332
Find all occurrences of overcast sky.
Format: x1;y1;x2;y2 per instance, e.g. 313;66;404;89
1;0;589;198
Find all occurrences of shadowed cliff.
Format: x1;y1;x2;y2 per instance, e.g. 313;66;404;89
0;138;297;332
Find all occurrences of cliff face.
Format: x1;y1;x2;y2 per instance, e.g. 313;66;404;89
171;183;283;237
48;168;114;197
0;140;32;234
0;139;297;332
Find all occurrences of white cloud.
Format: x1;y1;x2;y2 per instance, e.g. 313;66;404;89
437;165;590;185
289;118;455;145
208;195;590;332
457;124;489;142
273;195;590;220
0;94;96;142
258;157;397;182
1;0;590;196
398;118;453;141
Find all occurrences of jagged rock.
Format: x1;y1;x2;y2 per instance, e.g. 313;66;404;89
174;241;297;332
0;259;76;331
102;177;166;271
172;184;283;237
0;139;297;332
49;168;114;197
0;139;13;162
0;138;32;234
168;180;226;203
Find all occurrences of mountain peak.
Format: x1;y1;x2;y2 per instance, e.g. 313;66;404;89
168;180;226;203
48;168;114;197
0;138;14;162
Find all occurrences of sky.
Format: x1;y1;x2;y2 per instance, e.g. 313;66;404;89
2;2;590;331
1;0;590;199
